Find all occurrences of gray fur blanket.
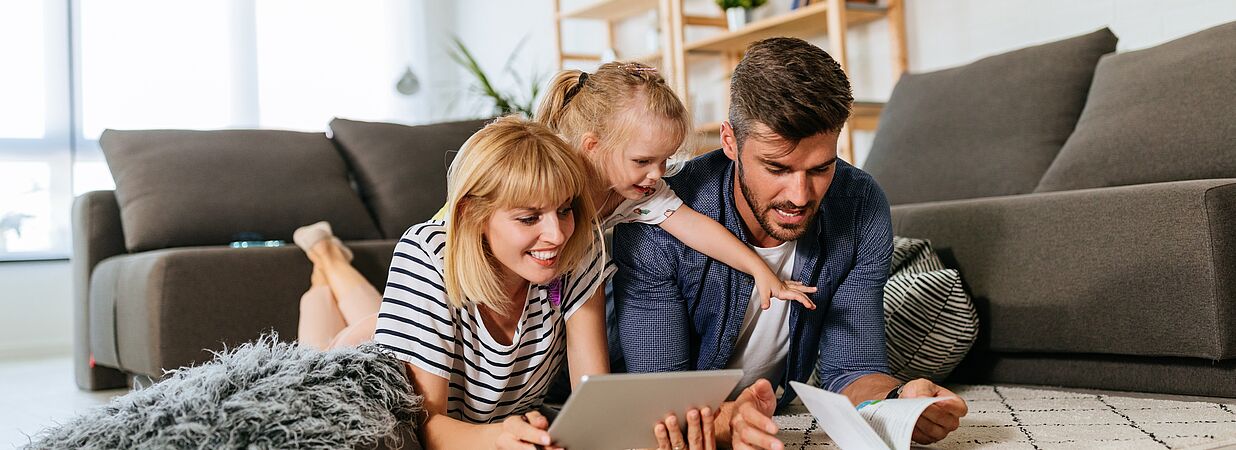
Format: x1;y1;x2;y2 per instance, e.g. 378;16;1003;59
26;337;423;449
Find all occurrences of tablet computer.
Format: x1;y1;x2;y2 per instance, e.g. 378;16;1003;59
547;369;743;450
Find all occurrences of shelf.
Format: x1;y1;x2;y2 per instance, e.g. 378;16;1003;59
692;101;882;134
850;101;882;130
683;15;728;28
559;0;658;21
562;52;604;61
695;121;723;134
684;2;887;53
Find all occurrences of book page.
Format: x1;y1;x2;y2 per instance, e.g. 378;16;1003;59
789;382;889;449
858;396;943;450
789;382;944;450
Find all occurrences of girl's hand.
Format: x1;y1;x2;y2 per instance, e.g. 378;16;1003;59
754;273;817;310
496;411;562;450
652;407;716;450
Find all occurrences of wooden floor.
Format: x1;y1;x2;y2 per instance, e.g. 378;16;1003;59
0;355;126;449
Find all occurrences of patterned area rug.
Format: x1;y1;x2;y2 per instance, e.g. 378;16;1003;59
774;385;1236;449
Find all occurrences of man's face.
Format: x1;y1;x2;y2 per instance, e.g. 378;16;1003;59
721;121;838;246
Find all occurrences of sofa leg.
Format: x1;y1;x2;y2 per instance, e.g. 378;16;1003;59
131;373;157;389
74;356;129;391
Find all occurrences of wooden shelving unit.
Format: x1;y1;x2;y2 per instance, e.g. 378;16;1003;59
558;0;659;20
553;0;907;161
683;2;886;53
693;101;884;134
551;0;725;79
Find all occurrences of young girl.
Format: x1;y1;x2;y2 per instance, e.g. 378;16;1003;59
366;116;712;449
536;61;816;311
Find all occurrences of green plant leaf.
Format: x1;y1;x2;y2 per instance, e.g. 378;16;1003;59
447;34;542;118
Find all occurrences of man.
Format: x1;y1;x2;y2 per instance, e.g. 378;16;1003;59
612;37;968;449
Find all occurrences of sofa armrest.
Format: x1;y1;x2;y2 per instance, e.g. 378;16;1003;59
891;179;1236;360
72;191;130;390
89;240;396;378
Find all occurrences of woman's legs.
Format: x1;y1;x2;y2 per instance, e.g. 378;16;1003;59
306;238;382;324
298;267;347;350
325;312;380;350
294;221;382;349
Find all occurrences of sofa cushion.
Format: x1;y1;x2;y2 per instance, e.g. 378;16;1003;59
1036;22;1236;192
891;179;1236;361
884;237;978;383
863;28;1117;205
329;118;490;238
100;129;381;252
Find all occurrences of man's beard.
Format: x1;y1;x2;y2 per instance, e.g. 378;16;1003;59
736;160;814;242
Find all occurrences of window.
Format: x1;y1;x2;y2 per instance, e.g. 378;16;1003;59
0;0;424;261
0;1;72;260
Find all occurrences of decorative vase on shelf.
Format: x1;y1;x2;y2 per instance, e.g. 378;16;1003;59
725;7;750;31
718;0;764;31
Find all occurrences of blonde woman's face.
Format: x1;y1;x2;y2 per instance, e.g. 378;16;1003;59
604;119;681;201
483;199;576;287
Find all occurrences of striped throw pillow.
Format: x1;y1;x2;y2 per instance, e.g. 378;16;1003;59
884;237;979;382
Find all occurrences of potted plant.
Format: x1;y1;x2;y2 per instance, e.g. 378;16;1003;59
716;0;767;31
446;35;543;118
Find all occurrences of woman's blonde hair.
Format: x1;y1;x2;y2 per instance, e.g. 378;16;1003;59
443;116;597;311
536;61;692;167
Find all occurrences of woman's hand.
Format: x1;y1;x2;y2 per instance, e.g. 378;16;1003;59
754;273;817;310
496;411;561;450
652;407;716;450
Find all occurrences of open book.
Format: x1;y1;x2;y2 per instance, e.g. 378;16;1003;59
789;382;943;450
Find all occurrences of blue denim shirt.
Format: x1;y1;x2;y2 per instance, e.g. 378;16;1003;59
611;149;893;407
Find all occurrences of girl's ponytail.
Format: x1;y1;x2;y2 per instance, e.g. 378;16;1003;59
536;69;585;132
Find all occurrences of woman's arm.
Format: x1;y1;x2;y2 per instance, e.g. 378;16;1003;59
408;363;554;449
658;205;816;309
565;287;610;389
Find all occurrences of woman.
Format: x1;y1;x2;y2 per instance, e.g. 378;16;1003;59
298;116;711;449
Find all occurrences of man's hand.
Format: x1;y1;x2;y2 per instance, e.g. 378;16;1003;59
716;379;781;450
898;378;968;444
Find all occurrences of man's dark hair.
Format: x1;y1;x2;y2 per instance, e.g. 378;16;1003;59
728;37;853;149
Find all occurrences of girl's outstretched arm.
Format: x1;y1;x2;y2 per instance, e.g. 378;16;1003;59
658;205;816;310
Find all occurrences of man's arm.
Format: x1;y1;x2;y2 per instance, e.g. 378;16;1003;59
611;223;691;372
823;184;968;444
816;183;895;394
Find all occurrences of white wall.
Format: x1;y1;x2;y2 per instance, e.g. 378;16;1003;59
4;1;1236;360
431;0;567;121
0;260;72;359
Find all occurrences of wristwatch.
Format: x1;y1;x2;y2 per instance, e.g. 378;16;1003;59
885;383;905;399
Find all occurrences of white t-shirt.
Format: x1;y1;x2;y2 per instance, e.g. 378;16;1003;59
601;178;685;230
373;221;614;424
725;240;797;395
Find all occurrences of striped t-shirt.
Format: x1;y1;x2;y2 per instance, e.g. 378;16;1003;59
374;220;614;423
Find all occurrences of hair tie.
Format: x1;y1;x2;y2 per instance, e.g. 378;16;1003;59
563;72;589;106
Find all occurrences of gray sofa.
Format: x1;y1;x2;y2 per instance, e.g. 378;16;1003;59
73;118;488;390
864;23;1236;397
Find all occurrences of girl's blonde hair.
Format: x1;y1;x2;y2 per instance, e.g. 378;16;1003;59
443;116;597;311
536;61;692;167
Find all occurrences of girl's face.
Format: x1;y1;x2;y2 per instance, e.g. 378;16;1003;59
483;199;576;288
602;120;681;201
